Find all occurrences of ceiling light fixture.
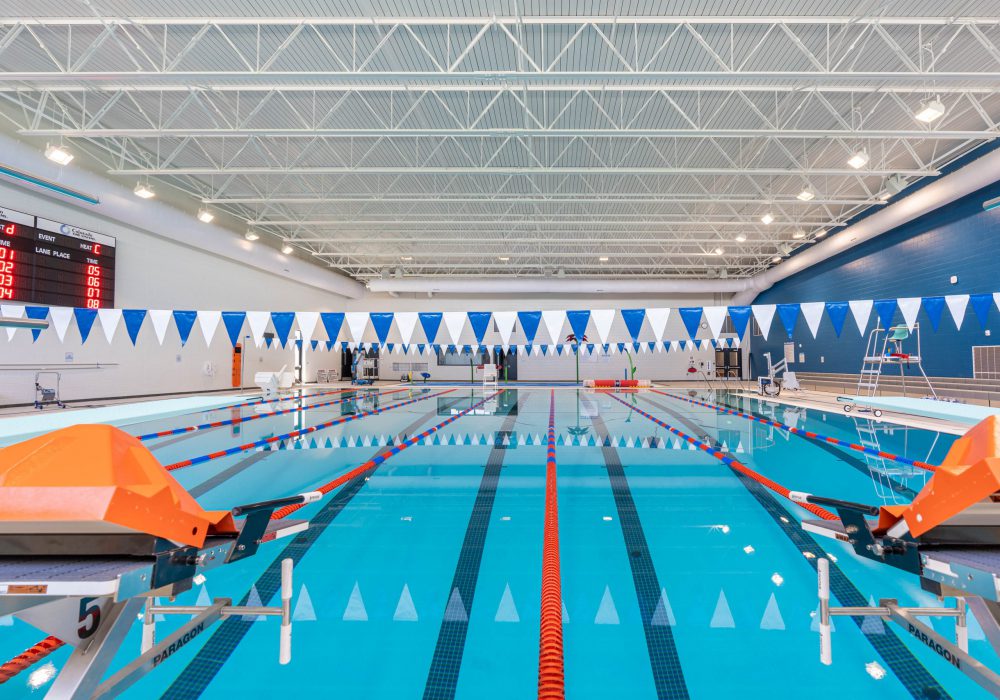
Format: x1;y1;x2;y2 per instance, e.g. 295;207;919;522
847;149;869;169
792;230;805;239
772;255;782;263
713;247;724;255
44;143;74;165
797;189;815;202
281;244;294;255
815;229;827;238
244;228;259;241
133;181;155;199
760;212;774;225
734;233;747;243
885;173;907;196
197;207;214;223
400;255;413;261
915;97;945;123
498;256;510;261
599;256;609;262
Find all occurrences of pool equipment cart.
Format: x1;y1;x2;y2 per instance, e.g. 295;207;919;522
794;415;1000;696
841;323;937;416
0;424;315;699
33;371;66;409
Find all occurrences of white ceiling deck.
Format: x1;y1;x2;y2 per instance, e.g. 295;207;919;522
1;2;999;282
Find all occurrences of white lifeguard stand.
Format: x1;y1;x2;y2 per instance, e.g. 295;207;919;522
255;364;294;400
482;363;498;390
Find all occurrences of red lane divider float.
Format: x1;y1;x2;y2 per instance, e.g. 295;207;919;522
538;390;565;700
272;389;505;520
138;387;403;441
653;389;937;473
606;393;837;521
165;388;449;472
0;636;64;685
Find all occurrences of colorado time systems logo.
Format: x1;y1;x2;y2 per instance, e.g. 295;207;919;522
60;223;98;242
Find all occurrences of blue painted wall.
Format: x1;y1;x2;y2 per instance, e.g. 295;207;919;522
750;178;1000;378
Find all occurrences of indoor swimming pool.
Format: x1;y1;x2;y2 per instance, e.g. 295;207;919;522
0;386;985;699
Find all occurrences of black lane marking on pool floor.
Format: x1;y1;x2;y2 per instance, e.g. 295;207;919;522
711;393;918;499
161;405;442;700
588;413;690;700
643;396;951;700
422;396;522;700
187;452;271;499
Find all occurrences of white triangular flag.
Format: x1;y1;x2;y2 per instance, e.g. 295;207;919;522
703;306;728;339
148;309;172;345
849;299;873;335
945;294;969;330
98;307;122;344
198;310;221;346
296;311;320;346
897;297;921;331
493;311;516;346
1;305;23;340
246;311;270;348
541;309;566;344
591;309;616;344
800;302;825;339
751;305;776;341
49;307;73;342
646;308;671;341
395;312;418;345
442;312;466;345
345;312;369;343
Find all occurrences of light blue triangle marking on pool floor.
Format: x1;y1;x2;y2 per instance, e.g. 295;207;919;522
495;583;520;622
244;586;267;622
651;588;676;626
343;582;368;621
394;584;418;622
859;595;884;635
595;586;620;625
810;605;836;632
562;602;570;623
759;593;784;630
293;585;317;621
710;589;735;628
444;588;468;622
0;615;12;626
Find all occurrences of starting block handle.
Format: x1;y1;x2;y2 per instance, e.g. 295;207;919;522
280;558;293;665
818;558;832;665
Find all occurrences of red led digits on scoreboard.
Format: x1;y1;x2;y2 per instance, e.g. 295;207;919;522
0;238;14;300
85;262;102;309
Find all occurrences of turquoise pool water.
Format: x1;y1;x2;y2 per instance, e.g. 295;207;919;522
0;386;992;698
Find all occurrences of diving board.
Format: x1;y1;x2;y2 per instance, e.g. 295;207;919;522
837;395;1000;425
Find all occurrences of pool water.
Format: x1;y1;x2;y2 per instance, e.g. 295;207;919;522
1;386;993;699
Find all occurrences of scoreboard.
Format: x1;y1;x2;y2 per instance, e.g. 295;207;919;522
0;205;116;309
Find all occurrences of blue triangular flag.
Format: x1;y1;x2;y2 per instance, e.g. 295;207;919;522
370;312;394;345
663;341;671;352
647;341;657;352
222;311;246;347
419;312;443;344
566;310;590;341
776;303;799;339
74;308;99;343
873;298;897;330
517;311;542;344
467;311;492;344
310;340;319;350
122;309;147;345
417;343;426;355
922;296;945;332
264;336;273;349
326;340;336;351
617;343;626;353
173;310;197;346
271;311;296;347
678;307;702;340
727;306;751;340
693;339;702;349
540;345;549;356
25;306;48;341
621;308;646;342
971;293;993;328
386;343;394;354
320;312;344;343
824;301;849;337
